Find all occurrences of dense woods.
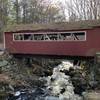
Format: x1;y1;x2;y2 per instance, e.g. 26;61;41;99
0;0;100;42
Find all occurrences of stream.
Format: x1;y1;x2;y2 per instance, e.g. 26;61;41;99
7;60;83;100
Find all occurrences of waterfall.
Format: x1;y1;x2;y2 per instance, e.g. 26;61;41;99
45;60;82;100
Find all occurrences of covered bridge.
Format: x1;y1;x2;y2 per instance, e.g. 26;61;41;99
4;20;100;58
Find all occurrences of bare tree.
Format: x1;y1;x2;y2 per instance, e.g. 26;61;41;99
65;0;100;21
19;0;66;24
0;0;8;41
13;0;21;23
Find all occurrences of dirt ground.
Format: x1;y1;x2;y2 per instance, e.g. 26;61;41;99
83;92;100;100
0;43;4;56
0;43;4;49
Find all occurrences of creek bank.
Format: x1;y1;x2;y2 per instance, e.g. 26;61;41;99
0;52;61;99
0;52;99;99
83;91;100;100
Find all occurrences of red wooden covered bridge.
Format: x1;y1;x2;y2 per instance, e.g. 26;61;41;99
4;20;100;58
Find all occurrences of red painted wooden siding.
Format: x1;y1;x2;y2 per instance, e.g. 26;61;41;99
5;28;100;57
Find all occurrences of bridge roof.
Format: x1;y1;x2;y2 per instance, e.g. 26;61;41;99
5;20;100;32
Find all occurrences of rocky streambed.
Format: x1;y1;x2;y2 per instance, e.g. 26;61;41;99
6;61;83;100
0;52;99;100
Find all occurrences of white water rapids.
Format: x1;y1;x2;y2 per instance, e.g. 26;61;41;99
45;60;82;100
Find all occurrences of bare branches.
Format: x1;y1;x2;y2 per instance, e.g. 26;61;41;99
11;0;66;24
65;0;100;21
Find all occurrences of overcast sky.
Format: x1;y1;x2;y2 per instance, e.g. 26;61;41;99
52;0;69;20
45;0;71;20
53;0;68;3
52;0;68;5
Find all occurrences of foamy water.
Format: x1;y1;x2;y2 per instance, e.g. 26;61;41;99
45;60;82;100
